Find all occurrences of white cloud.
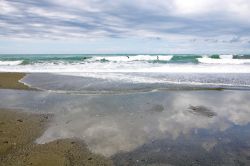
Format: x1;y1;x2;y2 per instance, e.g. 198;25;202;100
171;0;216;16
1;0;250;53
51;0;103;12
0;0;19;14
27;7;80;20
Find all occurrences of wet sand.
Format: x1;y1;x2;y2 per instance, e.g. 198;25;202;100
1;72;250;165
0;73;113;166
0;109;112;166
0;72;30;90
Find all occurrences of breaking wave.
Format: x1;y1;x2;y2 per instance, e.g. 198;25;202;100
0;60;23;66
0;54;250;74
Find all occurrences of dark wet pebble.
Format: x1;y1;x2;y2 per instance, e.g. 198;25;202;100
188;105;216;118
150;104;164;112
17;119;23;122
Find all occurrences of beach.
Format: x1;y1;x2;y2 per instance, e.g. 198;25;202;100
1;0;250;164
0;73;30;90
0;73;113;166
0;61;250;165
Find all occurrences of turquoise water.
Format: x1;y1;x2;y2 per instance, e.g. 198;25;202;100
0;54;250;64
1;54;250;90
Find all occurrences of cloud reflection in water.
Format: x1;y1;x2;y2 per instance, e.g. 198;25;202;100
0;89;250;157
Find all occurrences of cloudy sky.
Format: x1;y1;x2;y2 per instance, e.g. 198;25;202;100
1;0;250;54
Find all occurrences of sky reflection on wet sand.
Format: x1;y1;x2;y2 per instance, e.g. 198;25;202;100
0;88;250;163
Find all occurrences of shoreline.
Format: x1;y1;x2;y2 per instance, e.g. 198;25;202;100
0;72;31;90
1;72;250;165
0;73;113;165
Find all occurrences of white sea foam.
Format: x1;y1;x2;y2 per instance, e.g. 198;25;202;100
91;56;131;62
197;57;250;64
157;55;173;61
89;55;172;62
1;61;250;74
0;60;23;66
55;72;249;88
220;54;233;59
0;54;250;74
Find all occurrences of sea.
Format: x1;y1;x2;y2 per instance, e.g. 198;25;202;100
1;54;250;92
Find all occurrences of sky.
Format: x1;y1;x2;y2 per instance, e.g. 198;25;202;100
1;0;250;54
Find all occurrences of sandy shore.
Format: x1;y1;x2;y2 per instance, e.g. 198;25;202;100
0;109;113;166
0;72;30;90
0;73;113;166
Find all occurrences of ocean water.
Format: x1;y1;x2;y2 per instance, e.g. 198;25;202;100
1;54;250;73
1;54;250;91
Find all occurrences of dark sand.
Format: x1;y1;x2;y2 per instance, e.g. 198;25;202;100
0;73;113;166
0;109;113;166
0;72;30;90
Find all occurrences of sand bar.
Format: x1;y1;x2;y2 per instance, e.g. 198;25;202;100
0;72;30;90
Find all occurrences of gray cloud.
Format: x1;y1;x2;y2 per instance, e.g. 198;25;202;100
1;0;250;44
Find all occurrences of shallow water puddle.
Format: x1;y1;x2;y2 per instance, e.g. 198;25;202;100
1;89;250;165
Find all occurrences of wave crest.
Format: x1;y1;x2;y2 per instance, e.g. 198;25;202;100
0;60;23;66
89;55;172;62
198;57;250;64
